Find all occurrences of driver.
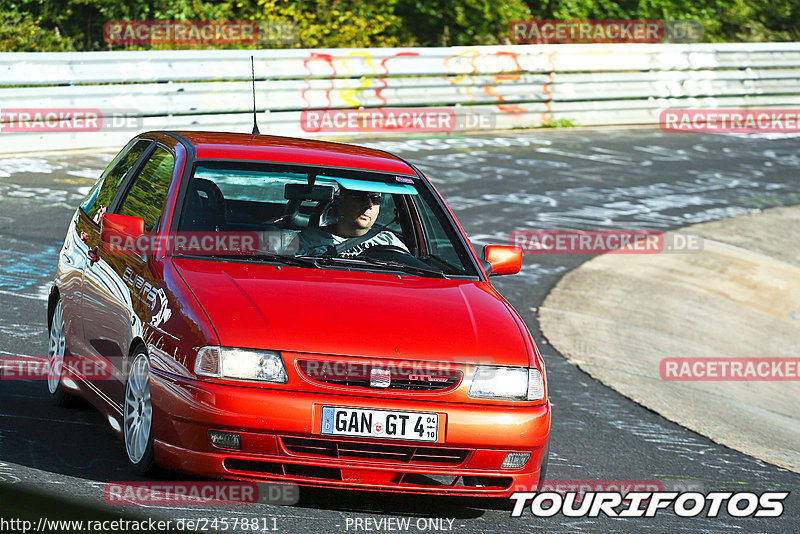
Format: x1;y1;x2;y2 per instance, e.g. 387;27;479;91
296;188;408;257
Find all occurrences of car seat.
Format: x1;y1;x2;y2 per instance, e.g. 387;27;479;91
182;178;226;231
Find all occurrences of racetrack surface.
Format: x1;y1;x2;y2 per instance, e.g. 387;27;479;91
540;206;800;472
1;129;799;532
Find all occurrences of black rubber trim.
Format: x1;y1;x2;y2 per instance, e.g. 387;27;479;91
158;131;197;160
157;132;197;237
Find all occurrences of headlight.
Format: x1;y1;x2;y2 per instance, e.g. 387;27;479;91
194;346;288;383
468;366;545;401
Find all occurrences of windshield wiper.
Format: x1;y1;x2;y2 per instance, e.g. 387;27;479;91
420;253;465;274
313;255;448;278
211;252;320;268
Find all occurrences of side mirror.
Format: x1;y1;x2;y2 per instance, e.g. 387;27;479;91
482;245;522;276
101;213;145;253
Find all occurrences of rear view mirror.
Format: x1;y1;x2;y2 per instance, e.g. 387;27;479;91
284;183;335;202
482;245;522;276
101;213;145;253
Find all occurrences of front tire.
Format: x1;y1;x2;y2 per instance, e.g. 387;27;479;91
47;298;77;407
537;442;550;491
124;348;156;475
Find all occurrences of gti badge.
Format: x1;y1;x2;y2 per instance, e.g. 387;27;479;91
409;374;449;382
370;368;391;388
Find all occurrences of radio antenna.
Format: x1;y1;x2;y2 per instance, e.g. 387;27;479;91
250;55;260;135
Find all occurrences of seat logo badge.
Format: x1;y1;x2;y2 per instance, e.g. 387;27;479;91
370;368;391;388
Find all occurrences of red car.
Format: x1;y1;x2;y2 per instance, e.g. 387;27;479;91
48;131;550;497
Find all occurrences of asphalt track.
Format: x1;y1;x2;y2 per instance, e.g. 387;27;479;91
1;128;799;533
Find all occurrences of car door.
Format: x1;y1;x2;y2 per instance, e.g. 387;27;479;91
81;144;176;408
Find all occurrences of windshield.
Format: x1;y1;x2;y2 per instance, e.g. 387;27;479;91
173;162;478;277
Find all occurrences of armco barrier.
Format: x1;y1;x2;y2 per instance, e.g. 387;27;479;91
1;42;799;153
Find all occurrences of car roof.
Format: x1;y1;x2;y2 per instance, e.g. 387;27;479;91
167;131;417;176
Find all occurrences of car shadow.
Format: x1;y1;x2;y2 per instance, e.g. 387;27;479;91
294;486;501;517
1;379;508;518
0;379;147;483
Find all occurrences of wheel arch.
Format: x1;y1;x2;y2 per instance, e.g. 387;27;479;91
128;337;147;360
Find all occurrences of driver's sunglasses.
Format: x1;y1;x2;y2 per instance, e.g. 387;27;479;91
343;191;383;206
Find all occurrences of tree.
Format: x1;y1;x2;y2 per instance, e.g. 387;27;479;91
252;0;405;48
396;0;532;46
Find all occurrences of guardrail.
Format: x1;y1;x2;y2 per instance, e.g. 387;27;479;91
1;42;799;154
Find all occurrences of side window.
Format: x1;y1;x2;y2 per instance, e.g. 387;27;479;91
118;147;175;232
374;193;402;233
82;140;151;223
411;195;464;270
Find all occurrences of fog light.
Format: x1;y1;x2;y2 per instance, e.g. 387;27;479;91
501;452;531;469
209;431;242;450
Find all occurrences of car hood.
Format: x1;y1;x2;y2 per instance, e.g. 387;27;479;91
172;258;529;367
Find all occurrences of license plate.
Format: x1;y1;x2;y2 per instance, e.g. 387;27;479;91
320;406;438;442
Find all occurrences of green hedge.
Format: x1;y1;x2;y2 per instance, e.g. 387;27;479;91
0;0;797;52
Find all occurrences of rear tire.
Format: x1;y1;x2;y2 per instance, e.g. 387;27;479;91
47;298;77;407
124;348;156;476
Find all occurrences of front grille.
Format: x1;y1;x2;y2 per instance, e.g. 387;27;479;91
297;360;462;392
281;437;471;466
224;458;283;475
224;458;511;490
224;459;342;481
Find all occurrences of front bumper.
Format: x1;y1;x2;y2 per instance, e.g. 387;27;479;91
150;371;550;497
